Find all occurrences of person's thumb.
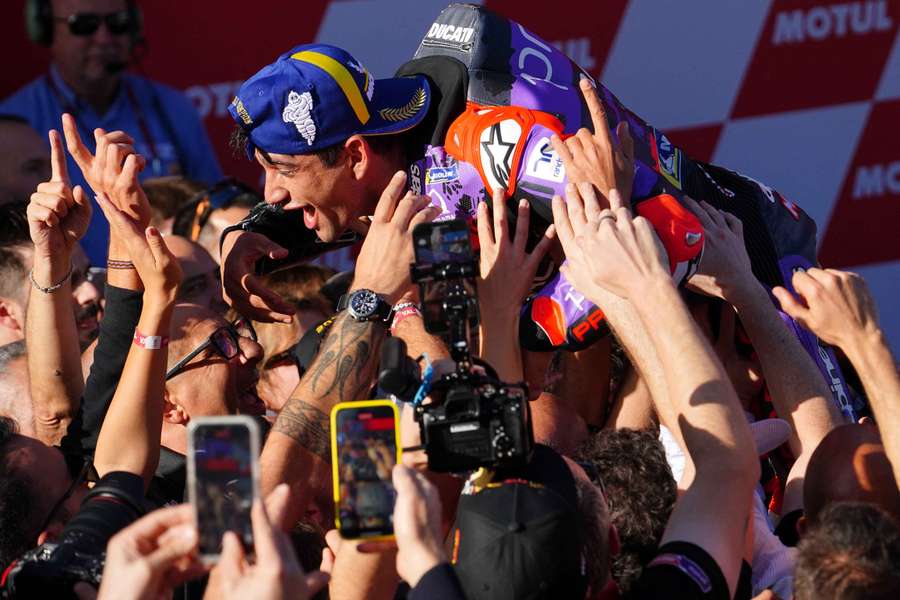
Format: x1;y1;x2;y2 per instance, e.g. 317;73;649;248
772;286;807;321
145;226;174;270
303;571;331;597
145;525;197;572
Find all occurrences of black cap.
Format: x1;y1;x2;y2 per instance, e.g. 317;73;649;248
451;445;586;600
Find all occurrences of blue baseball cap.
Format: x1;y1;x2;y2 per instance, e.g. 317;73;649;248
228;44;431;158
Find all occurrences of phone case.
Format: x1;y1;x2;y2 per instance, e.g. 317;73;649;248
187;415;261;564
330;399;402;541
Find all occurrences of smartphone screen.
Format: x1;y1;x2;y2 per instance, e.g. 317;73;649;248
413;221;477;333
332;401;399;539
188;417;260;561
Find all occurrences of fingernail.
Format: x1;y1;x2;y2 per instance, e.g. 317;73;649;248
519;199;528;208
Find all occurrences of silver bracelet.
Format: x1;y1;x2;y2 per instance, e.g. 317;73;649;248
30;263;73;294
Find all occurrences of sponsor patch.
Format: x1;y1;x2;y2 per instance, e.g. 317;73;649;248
231;97;252;125
409;161;424;196
426;163;460;184
423;22;476;51
282;90;316;145
525;137;566;183
649;553;712;593
653;131;682;190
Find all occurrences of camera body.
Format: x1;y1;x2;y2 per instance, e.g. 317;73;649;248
418;371;531;473
377;219;534;473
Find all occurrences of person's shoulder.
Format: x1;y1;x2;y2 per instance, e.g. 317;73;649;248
0;75;50;114
631;541;730;600
125;74;196;111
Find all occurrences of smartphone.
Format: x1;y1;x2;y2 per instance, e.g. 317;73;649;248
331;400;401;540
187;416;261;564
412;220;479;333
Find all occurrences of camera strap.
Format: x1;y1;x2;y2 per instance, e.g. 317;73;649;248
411;354;434;406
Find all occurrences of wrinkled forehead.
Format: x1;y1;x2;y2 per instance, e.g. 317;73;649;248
53;0;128;16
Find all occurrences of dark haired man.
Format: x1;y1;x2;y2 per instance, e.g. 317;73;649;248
794;502;900;600
1;0;222;264
0;202;101;349
0;117;51;204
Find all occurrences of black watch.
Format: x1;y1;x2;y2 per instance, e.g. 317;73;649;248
337;289;392;323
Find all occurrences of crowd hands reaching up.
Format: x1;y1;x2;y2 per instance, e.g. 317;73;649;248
0;75;897;600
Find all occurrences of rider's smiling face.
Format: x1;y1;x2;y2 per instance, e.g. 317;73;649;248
255;147;361;243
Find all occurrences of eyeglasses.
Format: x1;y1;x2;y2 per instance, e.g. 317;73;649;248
54;11;135;37
166;317;257;381
37;454;97;535
173;178;259;242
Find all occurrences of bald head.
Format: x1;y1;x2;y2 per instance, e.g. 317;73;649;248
804;424;900;523
168;303;227;369
0;119;50;204
0;343;34;438
164;235;224;311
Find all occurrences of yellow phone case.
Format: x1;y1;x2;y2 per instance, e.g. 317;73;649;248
330;399;402;541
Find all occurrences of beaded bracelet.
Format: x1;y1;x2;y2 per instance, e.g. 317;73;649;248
107;258;135;270
29;263;73;294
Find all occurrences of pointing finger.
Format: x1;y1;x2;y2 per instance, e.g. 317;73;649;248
374;171;407;223
48;130;70;185
62;114;91;173
579;77;611;148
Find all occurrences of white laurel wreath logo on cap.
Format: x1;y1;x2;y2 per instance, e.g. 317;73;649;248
282;90;316;145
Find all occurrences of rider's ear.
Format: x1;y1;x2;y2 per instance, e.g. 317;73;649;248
344;135;368;180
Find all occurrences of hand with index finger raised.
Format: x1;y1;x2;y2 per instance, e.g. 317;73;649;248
550;78;635;207
27;129;92;259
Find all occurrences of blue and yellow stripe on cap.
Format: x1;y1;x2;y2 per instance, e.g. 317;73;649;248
290;50;370;124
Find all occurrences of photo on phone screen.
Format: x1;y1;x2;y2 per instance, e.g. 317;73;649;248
331;401;400;539
413;221;478;333
188;417;260;561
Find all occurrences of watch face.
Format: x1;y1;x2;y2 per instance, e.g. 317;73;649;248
349;290;379;319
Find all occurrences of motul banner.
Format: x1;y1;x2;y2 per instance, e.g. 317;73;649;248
3;0;898;350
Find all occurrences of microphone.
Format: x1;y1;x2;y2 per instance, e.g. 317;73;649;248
105;61;128;74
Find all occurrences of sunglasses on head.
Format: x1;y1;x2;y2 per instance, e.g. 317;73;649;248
174;178;259;241
165;317;257;381
54;11;134;37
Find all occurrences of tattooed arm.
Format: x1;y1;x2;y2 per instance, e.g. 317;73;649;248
260;311;386;528
258;171;438;530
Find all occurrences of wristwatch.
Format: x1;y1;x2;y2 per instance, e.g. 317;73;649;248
337;289;392;323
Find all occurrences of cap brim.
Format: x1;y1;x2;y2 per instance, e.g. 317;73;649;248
360;75;431;137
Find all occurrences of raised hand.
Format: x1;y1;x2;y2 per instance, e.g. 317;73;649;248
683;197;756;303
356;465;446;587
478;189;555;312
97;504;205;600
27;130;92;259
213;484;329;600
773;268;882;350
550;77;634;207
96;194;182;302
553;183;669;302
351;170;440;304
220;230;293;323
62;112;150;225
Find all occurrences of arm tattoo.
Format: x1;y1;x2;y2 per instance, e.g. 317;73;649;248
276;313;383;459
307;315;378;402
272;400;332;462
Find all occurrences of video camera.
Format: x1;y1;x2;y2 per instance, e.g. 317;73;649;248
379;219;533;473
1;472;145;599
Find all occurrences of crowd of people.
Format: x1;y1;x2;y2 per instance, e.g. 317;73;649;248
1;1;899;599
